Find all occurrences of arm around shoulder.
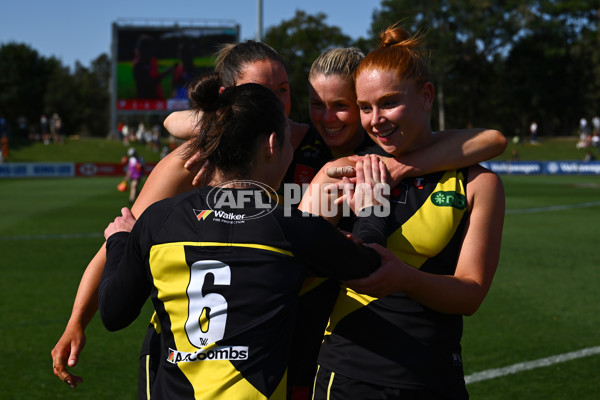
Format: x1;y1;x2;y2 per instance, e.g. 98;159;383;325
163;110;201;141
384;128;507;184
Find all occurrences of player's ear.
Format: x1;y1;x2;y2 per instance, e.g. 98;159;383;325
266;132;278;158
420;82;434;112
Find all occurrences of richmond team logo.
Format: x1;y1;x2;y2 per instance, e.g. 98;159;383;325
204;180;279;221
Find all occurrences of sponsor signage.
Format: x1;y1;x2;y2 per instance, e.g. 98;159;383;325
1;161;599;178
0;163;74;178
480;161;600;175
0;162;155;178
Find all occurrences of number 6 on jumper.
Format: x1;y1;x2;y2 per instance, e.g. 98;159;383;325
185;260;231;348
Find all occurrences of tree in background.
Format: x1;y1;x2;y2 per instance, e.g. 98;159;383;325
368;0;600;136
0;43;110;140
1;3;599;139
0;43;50;141
264;10;353;123
369;0;534;131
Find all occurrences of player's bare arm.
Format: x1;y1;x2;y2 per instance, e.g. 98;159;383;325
384;128;506;184
327;128;506;184
51;147;196;387
163;110;201;141
347;165;505;315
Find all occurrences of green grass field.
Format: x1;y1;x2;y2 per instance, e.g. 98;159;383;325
3;134;597;163
1;141;600;399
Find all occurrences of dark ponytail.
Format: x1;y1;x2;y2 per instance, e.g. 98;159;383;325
184;73;287;181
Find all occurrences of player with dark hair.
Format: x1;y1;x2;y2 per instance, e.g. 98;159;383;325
98;74;382;399
51;40;506;398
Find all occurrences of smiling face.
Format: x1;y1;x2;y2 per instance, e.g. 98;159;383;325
237;59;292;117
355;68;434;157
309;74;364;156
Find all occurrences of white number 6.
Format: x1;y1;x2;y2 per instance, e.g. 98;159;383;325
185;260;231;348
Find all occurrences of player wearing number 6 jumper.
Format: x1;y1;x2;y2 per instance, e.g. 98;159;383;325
98;74;381;399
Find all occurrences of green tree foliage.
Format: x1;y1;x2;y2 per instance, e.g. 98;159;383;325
0;43;50;136
368;0;600;136
264;10;353;122
370;0;535;130
0;42;110;139
1;3;599;139
72;54;111;137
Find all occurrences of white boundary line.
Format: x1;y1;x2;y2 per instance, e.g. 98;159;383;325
465;346;600;384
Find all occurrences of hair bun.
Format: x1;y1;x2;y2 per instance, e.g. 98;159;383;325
188;72;223;111
379;25;421;49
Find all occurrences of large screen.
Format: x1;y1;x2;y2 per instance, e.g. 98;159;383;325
113;24;239;112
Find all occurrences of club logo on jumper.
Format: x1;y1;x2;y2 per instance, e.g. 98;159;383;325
194;209;213;221
166;346;249;363
431;191;467;210
205;180;279;222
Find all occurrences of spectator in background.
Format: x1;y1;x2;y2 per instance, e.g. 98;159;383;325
135;122;145;142
592;132;599;149
577;130;591;149
583;150;596;162
529;120;538;144
150;124;161;152
122;123;130;145
40;114;50;143
116;122;125;142
580;117;588;135
592;116;600;135
512;148;520;161
123;147;145;205
51;113;63;144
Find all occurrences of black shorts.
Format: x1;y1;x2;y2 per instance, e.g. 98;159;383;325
313;365;468;400
137;324;161;400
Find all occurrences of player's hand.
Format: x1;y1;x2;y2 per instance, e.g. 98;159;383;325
51;324;85;388
330;154;389;213
325;154;365;178
184;153;210;187
344;243;408;298
104;207;137;239
326;165;356;178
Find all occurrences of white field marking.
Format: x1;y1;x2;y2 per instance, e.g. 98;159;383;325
465;346;600;384
0;232;103;240
506;200;600;215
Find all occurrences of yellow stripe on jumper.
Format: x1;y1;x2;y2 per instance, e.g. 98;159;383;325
151;241;294;257
387;170;466;269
